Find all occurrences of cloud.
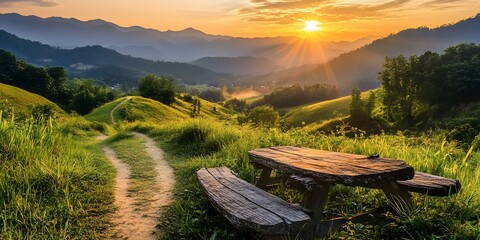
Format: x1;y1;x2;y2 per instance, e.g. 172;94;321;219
0;0;58;7
420;0;462;7
238;0;413;24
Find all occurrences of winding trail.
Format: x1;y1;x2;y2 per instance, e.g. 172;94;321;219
110;97;131;124
100;97;175;239
103;133;174;239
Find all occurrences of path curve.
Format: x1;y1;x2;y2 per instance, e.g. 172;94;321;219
104;133;175;239
110;97;131;124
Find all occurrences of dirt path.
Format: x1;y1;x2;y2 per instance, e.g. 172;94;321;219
104;133;174;239
110;97;131;124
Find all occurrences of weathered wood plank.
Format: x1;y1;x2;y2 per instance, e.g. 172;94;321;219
303;184;331;239
197;167;310;235
381;181;414;214
249;146;414;187
284;174;317;192
397;171;461;196
255;165;272;189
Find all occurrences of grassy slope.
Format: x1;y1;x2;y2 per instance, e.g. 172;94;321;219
282;90;373;127
85;97;128;123
0;83;64;114
128;119;480;239
0;117;115;239
86;96;234;124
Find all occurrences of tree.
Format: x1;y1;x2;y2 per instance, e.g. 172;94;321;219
246;106;279;127
138;75;176;105
379;55;422;126
0;49;18;84
199;89;224;102
349;89;373;126
45;66;67;99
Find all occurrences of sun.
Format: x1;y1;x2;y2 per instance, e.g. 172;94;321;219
304;20;320;32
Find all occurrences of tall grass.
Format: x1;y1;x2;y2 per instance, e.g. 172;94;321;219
128;119;480;239
0;115;115;239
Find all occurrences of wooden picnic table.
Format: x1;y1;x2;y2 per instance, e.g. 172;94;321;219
248;146;416;237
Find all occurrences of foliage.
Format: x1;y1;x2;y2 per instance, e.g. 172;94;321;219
138;74;176;105
246;105;279;128
223;98;247;112
379;43;480;128
0;49;119;115
199;89;225;103
350;88;375;127
251;84;339;109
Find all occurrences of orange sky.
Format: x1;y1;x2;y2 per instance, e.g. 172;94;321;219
0;0;479;41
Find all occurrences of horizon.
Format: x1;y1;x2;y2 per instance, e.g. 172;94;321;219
0;0;479;41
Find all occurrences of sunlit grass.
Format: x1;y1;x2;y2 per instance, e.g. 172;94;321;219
126;118;480;239
283;90;374;127
0;115;115;239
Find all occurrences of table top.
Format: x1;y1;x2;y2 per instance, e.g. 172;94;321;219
248;146;415;187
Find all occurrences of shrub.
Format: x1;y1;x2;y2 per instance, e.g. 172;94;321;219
246;105;279;128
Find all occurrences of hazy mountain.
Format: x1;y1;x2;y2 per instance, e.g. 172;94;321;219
191;56;283;76
253;14;480;94
0;13;375;65
0;30;230;87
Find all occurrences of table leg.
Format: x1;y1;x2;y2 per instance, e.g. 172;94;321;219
302;184;331;239
381;181;414;214
255;165;272;190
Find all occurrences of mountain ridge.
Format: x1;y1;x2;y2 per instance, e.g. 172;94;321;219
0;30;230;87
251;13;480;94
0;13;374;64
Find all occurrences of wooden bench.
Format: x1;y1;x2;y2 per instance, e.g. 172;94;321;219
397;171;461;196
285;171;461;197
197;167;311;238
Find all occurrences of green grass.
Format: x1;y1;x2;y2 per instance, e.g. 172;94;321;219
4;83;479;239
85;97;130;123
0;83;64;116
0;115;115;239
126;119;480;239
86;96;234;125
106;133;159;205
282;90;375;127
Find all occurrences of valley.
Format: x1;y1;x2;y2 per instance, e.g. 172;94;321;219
1;7;480;240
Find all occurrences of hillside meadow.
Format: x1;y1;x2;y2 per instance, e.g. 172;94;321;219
124;116;480;239
1;85;479;239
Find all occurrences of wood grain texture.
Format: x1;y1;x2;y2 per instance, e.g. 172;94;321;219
249;146;414;187
397;171;461;196
197;167;310;235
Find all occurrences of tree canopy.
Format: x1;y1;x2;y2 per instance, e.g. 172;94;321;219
379;43;480;127
138;75;176;105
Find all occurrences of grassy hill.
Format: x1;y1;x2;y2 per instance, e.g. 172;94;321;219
86;95;234;124
282;90;374;127
0;83;64;116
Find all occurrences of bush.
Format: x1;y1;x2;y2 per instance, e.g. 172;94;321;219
246;105;279;127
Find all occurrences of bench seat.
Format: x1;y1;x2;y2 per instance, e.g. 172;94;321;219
197;167;311;236
397;171;461;196
285;171;460;197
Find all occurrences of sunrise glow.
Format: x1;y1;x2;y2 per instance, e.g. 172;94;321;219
304;20;320;32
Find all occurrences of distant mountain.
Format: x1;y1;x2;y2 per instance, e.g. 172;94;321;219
253;14;480;94
0;13;374;65
0;30;229;87
191;56;283;76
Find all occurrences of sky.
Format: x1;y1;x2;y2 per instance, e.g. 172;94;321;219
0;0;479;41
